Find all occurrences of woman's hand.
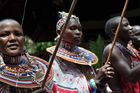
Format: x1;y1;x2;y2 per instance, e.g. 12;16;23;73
95;63;114;85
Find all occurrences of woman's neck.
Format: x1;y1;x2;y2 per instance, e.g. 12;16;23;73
116;39;128;47
60;41;77;52
2;54;22;66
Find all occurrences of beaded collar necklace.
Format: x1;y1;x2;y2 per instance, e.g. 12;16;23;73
127;40;140;59
115;42;134;68
0;51;43;87
60;41;97;66
115;42;136;58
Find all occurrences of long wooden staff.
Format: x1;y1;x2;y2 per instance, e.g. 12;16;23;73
41;0;78;88
106;0;129;64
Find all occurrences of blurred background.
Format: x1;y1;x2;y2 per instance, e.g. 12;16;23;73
0;0;140;68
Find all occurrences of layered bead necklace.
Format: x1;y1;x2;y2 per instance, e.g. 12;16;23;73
0;51;42;87
127;40;140;59
60;41;96;66
115;42;136;58
60;41;96;78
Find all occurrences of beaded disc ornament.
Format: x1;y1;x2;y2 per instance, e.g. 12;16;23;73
0;56;54;88
47;46;98;65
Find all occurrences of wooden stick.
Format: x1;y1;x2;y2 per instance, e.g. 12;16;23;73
106;0;129;64
41;0;78;88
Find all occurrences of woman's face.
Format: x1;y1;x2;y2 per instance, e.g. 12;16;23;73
118;18;133;41
62;18;83;45
0;21;25;56
131;26;140;45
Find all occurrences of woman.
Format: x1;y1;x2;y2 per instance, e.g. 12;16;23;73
103;16;140;93
0;19;54;93
47;11;114;93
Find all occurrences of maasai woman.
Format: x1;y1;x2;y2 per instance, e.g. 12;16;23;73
0;19;54;93
47;11;114;93
127;25;140;70
103;16;140;93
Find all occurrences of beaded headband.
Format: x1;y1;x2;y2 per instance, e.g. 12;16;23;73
56;11;78;31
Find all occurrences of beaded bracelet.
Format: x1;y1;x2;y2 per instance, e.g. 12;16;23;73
89;79;97;91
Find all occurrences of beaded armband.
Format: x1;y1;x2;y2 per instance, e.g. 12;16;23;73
89;79;97;91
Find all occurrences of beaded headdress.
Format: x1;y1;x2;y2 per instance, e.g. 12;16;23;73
56;11;78;31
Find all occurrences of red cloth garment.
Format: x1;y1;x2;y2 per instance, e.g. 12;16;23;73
112;42;140;93
52;83;78;93
119;76;140;93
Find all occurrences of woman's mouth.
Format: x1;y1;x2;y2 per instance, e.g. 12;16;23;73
8;44;19;50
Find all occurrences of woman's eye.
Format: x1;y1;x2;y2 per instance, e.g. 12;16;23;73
70;26;77;30
14;31;23;36
15;33;23;36
0;33;9;37
124;23;128;27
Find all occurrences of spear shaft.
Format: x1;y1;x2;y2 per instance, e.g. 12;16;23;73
106;0;129;64
41;0;78;88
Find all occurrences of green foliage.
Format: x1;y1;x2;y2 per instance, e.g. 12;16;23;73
24;35;54;54
24;35;36;54
24;35;55;60
34;41;54;53
88;34;105;69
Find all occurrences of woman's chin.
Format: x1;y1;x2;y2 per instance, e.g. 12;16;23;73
5;51;21;56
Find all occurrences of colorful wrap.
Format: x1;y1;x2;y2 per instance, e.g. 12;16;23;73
46;46;98;65
0;56;54;88
56;11;78;31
